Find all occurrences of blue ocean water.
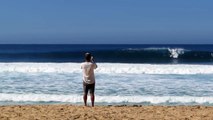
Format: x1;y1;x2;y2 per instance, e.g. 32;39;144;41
0;44;213;105
0;44;213;63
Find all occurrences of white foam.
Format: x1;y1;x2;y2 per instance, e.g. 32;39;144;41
0;63;213;74
168;48;185;58
0;93;213;104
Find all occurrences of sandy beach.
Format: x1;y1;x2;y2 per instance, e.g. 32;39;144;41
0;105;212;120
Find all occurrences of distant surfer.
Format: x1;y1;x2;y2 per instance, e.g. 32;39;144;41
81;53;97;107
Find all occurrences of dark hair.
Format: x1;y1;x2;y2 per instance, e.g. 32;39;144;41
85;53;92;62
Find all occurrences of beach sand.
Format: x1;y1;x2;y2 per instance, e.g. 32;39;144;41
0;105;213;120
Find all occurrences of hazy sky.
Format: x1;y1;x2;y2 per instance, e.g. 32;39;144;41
0;0;212;44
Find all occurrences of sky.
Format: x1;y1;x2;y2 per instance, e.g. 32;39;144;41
0;0;213;44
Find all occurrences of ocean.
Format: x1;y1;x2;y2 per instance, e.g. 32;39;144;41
0;44;213;105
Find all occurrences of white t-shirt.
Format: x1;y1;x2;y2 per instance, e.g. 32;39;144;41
81;62;97;84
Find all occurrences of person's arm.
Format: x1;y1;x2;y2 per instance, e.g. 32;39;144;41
91;56;97;69
80;63;83;69
93;63;97;69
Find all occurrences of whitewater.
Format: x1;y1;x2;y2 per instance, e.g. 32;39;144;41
1;62;213;105
1;63;213;74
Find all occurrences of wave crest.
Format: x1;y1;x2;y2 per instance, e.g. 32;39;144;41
0;63;213;74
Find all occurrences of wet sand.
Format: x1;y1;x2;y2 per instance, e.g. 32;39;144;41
0;105;213;120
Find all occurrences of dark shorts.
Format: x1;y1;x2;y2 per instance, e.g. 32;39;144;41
83;82;95;95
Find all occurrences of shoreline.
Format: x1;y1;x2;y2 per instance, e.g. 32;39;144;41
0;105;213;119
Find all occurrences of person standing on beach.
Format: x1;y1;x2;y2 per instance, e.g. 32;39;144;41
81;53;97;107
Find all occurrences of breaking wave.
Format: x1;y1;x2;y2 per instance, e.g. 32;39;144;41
0;46;212;63
1;93;213;104
0;63;213;74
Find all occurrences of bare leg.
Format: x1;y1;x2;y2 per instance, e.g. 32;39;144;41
91;93;95;107
83;94;87;106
